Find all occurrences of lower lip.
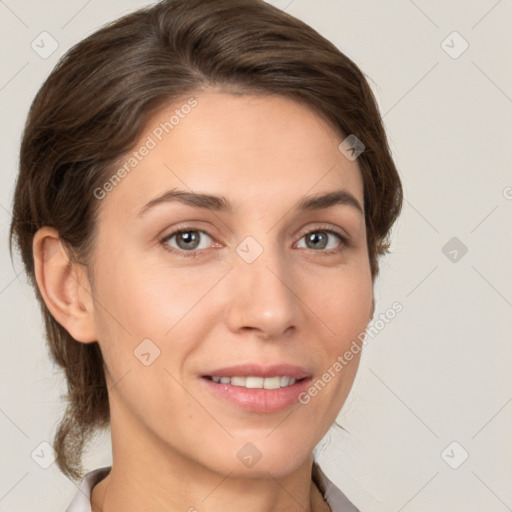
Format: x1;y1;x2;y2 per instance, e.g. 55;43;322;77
200;376;313;413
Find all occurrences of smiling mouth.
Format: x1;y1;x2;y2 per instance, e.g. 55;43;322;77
202;375;308;389
200;371;313;413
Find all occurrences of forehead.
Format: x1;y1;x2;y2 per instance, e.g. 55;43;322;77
97;91;364;219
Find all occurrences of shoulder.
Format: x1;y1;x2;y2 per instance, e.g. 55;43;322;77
65;466;111;512
312;461;360;512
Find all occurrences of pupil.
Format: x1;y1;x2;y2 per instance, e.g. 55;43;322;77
307;232;327;249
178;231;199;250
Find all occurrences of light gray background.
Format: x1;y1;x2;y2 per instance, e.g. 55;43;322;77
1;1;511;511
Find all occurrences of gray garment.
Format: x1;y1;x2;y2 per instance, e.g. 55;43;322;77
65;462;359;511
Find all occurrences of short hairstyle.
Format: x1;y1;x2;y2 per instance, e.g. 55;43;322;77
9;0;403;481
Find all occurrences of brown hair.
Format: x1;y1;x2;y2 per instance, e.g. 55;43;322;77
9;0;402;481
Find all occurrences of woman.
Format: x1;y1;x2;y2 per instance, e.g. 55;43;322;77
9;0;402;510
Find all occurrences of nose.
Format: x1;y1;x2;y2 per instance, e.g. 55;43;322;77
223;241;301;340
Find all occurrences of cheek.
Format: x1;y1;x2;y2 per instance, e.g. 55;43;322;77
306;265;372;399
308;263;373;342
92;255;216;377
94;257;182;334
89;253;168;374
90;260;195;414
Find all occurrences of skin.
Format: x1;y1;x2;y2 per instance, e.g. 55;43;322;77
33;91;374;512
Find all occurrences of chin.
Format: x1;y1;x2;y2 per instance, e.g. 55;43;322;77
208;439;313;479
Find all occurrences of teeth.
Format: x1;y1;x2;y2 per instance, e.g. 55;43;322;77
263;377;281;389
244;376;264;388
231;376;246;386
209;376;297;388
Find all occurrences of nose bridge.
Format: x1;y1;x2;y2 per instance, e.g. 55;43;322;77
226;234;300;338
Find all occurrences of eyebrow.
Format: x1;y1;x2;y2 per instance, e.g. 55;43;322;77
137;188;364;217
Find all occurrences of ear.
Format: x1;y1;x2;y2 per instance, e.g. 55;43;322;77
32;226;97;343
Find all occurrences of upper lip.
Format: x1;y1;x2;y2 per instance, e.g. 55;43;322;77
202;364;312;380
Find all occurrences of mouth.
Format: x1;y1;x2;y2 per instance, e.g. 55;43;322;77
199;366;313;413
201;375;309;389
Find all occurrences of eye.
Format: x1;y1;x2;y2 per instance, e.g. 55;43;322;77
159;225;349;258
295;227;348;253
160;229;215;257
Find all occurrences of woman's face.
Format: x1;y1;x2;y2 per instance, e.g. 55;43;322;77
88;91;373;477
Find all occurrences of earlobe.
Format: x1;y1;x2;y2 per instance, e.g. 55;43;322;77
32;226;97;343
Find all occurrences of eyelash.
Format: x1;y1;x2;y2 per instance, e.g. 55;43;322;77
159;225;350;258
